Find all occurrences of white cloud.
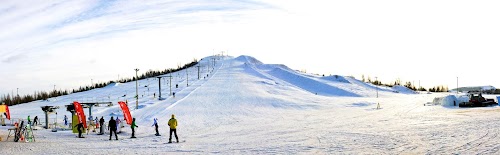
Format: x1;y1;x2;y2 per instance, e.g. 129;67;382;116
1;0;500;95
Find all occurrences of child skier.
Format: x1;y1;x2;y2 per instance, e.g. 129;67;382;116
151;118;160;136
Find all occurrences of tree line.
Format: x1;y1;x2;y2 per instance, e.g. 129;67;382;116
361;75;449;92
1;59;198;106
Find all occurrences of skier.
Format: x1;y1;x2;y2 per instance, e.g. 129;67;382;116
63;115;68;126
33;116;38;126
115;117;121;133
99;116;105;134
74;122;84;138
131;118;138;138
108;116;118;140
151;118;160;136
168;114;179;143
173;92;176;98
154;93;156;98
95;116;99;130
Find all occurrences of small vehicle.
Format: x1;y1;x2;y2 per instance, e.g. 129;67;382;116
459;93;497;107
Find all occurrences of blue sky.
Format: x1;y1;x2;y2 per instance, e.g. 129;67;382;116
1;0;500;96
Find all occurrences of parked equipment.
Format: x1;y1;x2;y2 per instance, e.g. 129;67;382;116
459;93;497;107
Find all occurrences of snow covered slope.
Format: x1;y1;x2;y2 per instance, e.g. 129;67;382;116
2;55;500;154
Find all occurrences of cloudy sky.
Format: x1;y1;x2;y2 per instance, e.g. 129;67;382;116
1;0;499;96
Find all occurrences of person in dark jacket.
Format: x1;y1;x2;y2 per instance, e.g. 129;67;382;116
33;116;38;126
64;115;68;126
131;118;138;138
108;116;118;140
74;123;84;138
99;116;105;134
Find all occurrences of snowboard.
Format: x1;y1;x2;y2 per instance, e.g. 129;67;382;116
14;121;24;142
165;140;186;144
25;124;34;142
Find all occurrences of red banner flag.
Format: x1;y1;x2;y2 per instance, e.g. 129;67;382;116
73;101;87;128
118;101;132;125
6;105;10;120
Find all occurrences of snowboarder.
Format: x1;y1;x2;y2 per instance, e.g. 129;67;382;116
108;116;118;140
74;122;84;138
33;116;38;126
168;114;179;143
99;117;105;134
27;115;31;125
152;118;160;136
131;118;138;138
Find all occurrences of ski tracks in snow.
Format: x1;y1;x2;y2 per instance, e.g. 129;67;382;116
134;61;225;121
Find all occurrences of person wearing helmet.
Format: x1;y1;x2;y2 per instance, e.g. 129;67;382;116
168;114;179;143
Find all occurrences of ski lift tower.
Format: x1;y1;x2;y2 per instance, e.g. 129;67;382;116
157;77;165;100
41;106;59;129
157;75;173;99
65;102;112;128
78;102;112;120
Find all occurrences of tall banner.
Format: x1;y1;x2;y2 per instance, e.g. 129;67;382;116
6;104;10;120
73;101;87;128
0;105;10;120
118;101;132;125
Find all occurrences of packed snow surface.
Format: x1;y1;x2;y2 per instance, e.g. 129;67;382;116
2;55;500;154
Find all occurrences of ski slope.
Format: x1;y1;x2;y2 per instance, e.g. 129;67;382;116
2;55;500;154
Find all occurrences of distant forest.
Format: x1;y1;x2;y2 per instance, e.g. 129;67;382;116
360;75;449;92
1;59;198;106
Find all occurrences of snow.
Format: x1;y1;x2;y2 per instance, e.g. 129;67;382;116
431;95;459;107
2;55;500;154
392;85;417;94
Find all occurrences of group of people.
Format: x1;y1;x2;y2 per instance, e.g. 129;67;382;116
152;114;179;143
73;114;179;143
27;115;39;126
